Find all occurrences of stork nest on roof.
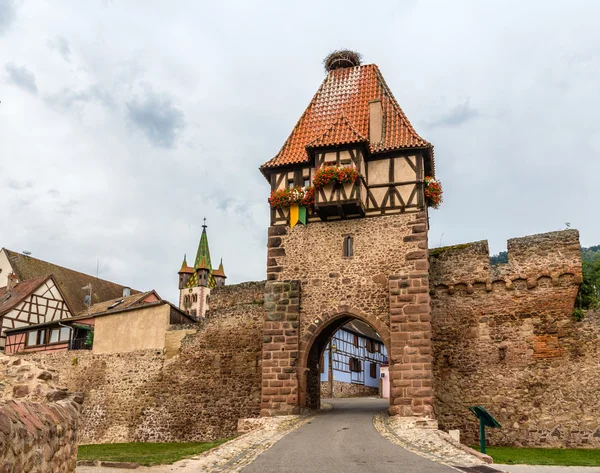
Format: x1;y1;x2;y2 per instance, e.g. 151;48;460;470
323;50;362;72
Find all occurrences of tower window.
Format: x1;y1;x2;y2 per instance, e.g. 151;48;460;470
343;236;354;257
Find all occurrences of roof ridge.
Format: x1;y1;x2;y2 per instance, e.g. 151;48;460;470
4;248;135;289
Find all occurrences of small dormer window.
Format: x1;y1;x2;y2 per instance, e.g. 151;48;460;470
343;236;354;258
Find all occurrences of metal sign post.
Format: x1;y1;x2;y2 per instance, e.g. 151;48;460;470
469;406;501;454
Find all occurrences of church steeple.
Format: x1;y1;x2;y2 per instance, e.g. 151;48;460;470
177;219;227;318
193;219;213;273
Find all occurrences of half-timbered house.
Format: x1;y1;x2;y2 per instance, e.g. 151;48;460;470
0;247;139;352
320;320;388;398
0;274;72;349
4;290;194;355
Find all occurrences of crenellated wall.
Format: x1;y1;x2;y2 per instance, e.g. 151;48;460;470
429;230;596;447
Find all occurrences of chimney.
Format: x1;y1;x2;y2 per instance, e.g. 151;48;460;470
369;99;383;144
123;287;131;297
6;273;18;292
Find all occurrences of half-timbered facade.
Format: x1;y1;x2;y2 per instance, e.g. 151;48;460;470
263;63;433;227
321;320;388;397
0;275;73;349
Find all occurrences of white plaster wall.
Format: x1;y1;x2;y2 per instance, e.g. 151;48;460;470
0;249;13;288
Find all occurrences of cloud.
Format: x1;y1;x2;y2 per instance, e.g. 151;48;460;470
5;63;38;94
126;89;185;148
424;98;479;128
47;36;71;62
46;85;114;111
6;179;34;190
0;0;15;35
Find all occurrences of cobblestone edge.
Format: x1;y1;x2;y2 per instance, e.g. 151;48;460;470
373;411;491;469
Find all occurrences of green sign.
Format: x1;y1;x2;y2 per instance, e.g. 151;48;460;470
469;406;501;454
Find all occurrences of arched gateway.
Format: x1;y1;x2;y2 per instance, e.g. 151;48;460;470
259;52;435;419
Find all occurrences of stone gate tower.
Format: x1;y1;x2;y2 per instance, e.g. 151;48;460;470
259;52;436;417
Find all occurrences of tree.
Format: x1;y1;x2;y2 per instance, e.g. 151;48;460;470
577;246;600;310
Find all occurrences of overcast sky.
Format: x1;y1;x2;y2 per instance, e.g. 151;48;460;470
1;0;599;304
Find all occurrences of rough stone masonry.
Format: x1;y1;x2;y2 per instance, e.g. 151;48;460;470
0;355;81;473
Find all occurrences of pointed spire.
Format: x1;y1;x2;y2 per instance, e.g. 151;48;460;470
178;254;194;274
212;258;227;278
193;219;213;272
197;256;209;270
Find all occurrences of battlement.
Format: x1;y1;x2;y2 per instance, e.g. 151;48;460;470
209;280;266;311
430;229;582;290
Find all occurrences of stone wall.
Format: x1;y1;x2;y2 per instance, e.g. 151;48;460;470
263;211;434;416
0;355;81;473
430;230;596;447
19;281;265;444
320;381;379;398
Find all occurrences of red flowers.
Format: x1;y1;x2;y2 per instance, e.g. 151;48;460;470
424;176;443;209
269;186;315;208
313;165;359;188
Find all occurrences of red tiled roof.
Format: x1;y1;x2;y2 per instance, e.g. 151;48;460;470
0;276;51;317
261;64;433;173
4;249;139;314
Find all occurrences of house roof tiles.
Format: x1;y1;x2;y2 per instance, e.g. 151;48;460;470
76;290;158;317
3;249;139;314
260;64;433;174
0;276;51;317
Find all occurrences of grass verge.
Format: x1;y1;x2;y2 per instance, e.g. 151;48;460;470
78;440;230;466
485;446;600;467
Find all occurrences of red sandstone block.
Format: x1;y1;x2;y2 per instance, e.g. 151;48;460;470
280;388;291;395
414;260;428;271
393;397;413;406
407;287;428;294
263;388;279;395
270;381;284;387
391;332;410;341
406;251;427;261
389;405;412;416
403;305;430;315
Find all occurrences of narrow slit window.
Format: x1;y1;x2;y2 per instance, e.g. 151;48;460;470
343;236;354;257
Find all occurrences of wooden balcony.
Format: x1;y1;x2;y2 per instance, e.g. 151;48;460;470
314;181;365;220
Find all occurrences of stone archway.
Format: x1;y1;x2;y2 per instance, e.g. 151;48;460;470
261;276;434;419
297;306;391;410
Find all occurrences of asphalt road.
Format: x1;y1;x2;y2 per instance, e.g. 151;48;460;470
241;397;459;473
